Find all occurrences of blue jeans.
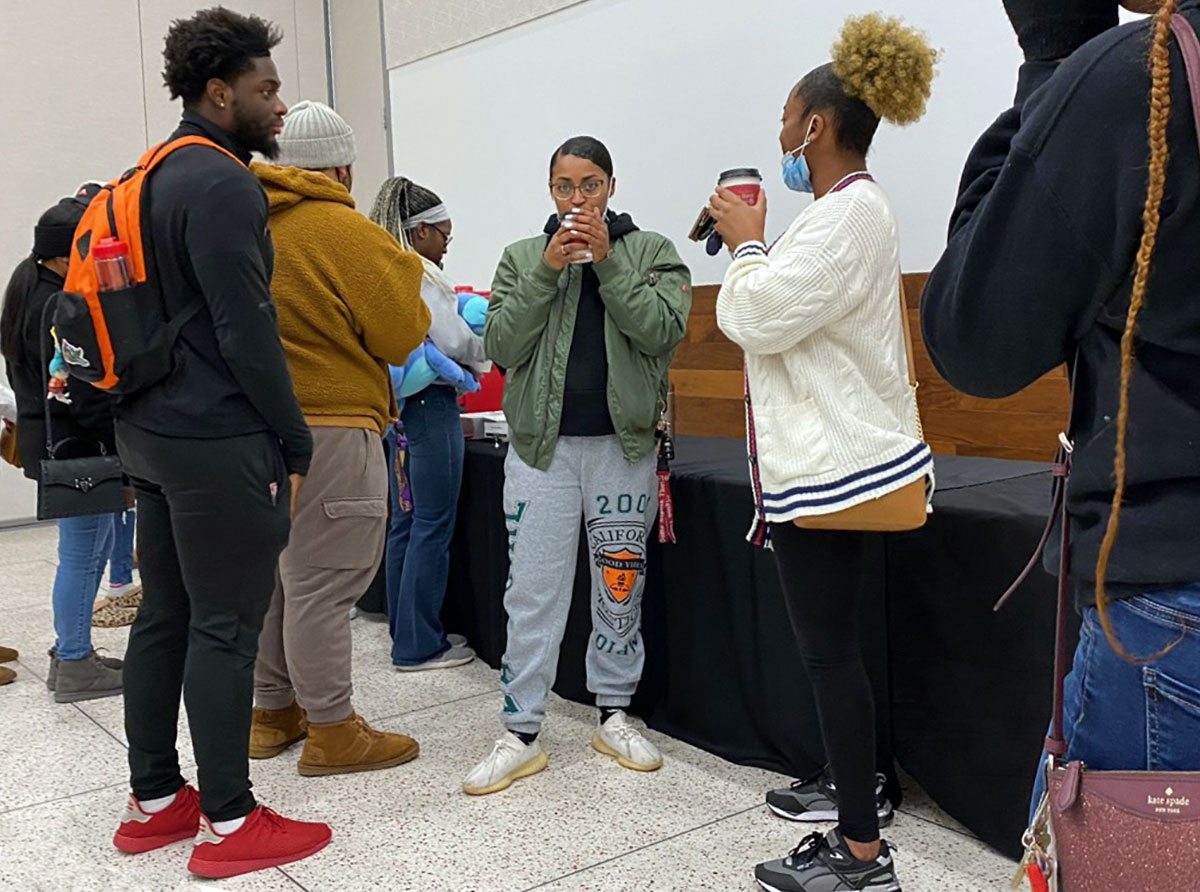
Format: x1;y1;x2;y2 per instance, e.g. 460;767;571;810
53;513;118;660
386;387;465;665
1030;584;1200;818
108;509;136;586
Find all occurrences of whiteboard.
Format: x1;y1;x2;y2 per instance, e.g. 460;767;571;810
386;0;1042;289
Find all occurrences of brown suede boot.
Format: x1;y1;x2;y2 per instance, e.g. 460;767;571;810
0;645;18;663
249;701;308;759
298;713;419;777
0;666;15;686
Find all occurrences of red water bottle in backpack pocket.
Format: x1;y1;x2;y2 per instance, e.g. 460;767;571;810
93;238;132;291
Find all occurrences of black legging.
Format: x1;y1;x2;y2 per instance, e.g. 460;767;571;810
771;522;879;843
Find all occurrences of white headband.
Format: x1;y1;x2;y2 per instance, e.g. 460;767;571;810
402;204;451;229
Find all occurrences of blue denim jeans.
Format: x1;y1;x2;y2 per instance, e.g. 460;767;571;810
108;509;136;586
1030;584;1200;818
53;513;118;660
385;387;466;665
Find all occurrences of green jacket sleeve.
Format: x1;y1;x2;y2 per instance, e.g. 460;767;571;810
593;235;692;358
484;245;561;370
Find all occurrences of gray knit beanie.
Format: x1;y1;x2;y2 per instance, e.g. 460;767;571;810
275;100;356;169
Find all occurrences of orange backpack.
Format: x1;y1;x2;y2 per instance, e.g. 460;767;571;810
54;136;242;394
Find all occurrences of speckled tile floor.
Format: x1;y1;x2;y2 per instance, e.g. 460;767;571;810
0;523;1014;891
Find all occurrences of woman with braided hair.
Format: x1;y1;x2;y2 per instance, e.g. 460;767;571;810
710;15;936;892
923;0;1200;833
370;177;487;671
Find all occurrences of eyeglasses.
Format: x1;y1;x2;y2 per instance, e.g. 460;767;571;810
550;179;607;200
430;224;453;247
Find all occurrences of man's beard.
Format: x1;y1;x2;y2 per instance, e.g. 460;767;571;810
230;102;280;158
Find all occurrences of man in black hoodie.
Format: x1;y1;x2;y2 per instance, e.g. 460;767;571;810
110;8;330;879
922;0;1200;818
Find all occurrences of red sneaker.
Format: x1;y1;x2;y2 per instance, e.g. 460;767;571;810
187;806;332;879
113;785;202;854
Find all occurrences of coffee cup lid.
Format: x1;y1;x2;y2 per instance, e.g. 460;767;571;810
718;167;762;182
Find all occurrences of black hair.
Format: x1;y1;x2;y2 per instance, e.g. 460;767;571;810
162;7;283;106
795;63;880;157
549;136;613;179
368;176;444;240
0;256;40;367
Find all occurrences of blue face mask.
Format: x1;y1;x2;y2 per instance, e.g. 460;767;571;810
781;119;817;193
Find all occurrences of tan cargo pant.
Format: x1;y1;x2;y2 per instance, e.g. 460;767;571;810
255;426;387;723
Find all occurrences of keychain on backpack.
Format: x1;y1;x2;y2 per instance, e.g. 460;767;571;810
46;327;71;405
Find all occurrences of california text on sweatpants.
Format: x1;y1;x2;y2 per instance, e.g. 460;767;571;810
500;435;658;734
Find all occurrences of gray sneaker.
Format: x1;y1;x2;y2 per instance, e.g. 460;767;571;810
394;644;475;672
53;651;123;703
46;647;124;692
767;769;893;826
756;830;901;892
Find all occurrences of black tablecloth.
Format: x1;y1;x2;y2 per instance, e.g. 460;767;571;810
443;436;1071;858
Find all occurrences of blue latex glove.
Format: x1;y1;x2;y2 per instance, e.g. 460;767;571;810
457;294;489;335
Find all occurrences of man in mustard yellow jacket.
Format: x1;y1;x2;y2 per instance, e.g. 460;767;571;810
250;100;430;776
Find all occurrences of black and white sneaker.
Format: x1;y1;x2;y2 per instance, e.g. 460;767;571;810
755;829;901;892
766;769;893;827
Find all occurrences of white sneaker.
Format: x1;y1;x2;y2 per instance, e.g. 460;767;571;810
592;710;663;772
395;645;475;672
462;731;548;795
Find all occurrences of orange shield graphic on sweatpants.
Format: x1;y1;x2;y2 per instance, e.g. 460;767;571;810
599;548;642;603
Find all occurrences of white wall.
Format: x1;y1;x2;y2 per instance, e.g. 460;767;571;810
0;0;328;524
329;0;393;209
385;0;1100;290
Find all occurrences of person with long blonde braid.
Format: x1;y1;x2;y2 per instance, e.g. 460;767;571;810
923;0;1200;833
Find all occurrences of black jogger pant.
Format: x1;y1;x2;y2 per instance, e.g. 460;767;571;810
770;522;879;843
117;422;291;821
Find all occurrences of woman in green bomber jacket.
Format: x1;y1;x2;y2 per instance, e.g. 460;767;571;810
463;136;691;796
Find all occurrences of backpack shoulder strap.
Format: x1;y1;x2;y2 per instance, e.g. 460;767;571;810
139;135;244;175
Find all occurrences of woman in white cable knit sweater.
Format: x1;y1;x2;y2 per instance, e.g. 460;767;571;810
708;15;937;892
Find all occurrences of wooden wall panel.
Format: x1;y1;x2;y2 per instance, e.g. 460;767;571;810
670;277;1070;463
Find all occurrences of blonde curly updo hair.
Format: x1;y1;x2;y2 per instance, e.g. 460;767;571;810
832;13;938;126
795;13;937;156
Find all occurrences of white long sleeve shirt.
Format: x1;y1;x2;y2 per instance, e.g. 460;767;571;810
0;381;16;423
419;275;490;377
717;177;930;533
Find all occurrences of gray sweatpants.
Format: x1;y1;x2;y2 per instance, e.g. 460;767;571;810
500;435;658;734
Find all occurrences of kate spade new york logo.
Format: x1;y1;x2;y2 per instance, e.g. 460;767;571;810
1147;786;1192;815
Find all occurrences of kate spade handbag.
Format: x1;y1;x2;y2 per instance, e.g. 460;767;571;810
793;276;928;532
1003;18;1200;890
35;300;127;521
1006;422;1200;892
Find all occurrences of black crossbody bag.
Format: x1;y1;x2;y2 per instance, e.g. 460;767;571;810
36;298;127;521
